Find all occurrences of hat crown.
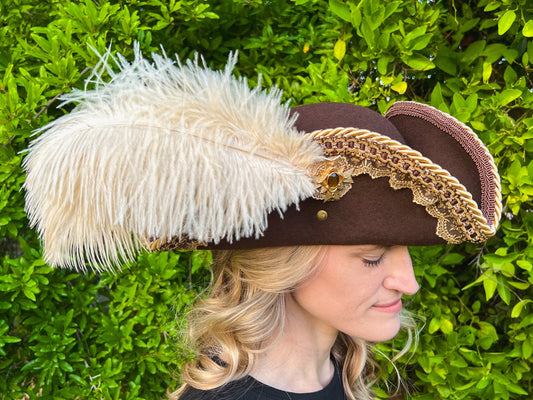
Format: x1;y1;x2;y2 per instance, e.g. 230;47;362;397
291;103;405;144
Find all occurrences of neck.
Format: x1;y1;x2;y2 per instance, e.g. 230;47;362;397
250;294;338;393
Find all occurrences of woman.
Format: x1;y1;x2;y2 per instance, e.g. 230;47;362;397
23;46;502;399
173;245;418;400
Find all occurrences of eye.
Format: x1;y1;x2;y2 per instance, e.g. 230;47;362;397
362;254;384;268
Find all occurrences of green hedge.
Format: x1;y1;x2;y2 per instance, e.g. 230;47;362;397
1;0;532;399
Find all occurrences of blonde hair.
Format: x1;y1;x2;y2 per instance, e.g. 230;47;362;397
170;246;413;400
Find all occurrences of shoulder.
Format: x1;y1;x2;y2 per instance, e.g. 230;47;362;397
177;386;220;400
177;386;223;400
177;377;261;400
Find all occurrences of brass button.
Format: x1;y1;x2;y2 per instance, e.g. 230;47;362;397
316;210;328;221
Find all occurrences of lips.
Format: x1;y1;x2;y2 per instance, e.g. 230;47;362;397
372;298;402;313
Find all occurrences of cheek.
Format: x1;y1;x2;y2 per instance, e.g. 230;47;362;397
296;270;380;315
334;279;381;314
292;274;339;318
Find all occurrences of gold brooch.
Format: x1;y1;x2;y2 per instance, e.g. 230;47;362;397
310;156;354;201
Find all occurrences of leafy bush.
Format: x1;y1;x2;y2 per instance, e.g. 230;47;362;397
1;0;532;399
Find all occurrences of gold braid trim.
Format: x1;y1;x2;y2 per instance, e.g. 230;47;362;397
149;236;207;252
307;128;497;243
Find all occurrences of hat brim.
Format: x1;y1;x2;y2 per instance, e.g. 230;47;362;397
203;126;497;250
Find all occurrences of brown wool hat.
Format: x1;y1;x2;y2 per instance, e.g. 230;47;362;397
22;46;502;271
207;101;502;250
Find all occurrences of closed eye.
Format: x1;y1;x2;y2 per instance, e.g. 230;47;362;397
362;254;384;267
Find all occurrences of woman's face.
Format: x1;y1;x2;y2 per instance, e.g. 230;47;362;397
289;245;419;343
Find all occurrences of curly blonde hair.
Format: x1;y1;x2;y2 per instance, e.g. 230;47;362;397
170;246;413;400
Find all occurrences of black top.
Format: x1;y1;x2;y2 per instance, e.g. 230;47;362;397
179;367;346;400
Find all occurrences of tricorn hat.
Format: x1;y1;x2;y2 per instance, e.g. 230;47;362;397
23;45;502;271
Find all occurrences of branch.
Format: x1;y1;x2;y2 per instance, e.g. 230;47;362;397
32;66;92;120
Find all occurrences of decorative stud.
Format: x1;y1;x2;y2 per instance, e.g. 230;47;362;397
316;210;328;221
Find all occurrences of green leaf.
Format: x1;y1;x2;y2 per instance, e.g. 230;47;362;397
404;54;435;70
477;321;499;350
496;278;511;305
484;43;507;63
69;374;87;387
483;270;498;300
403;26;427;47
2;336;21;344
410;34;433;51
23;287;36;301
59;360;74;372
451;93;471;121
511;301;525;318
440;319;454;334
496;88;522;106
522;20;533;37
333;39;346;61
384;2;401;19
503;48;519;62
378;31;391;48
30;33;52;54
507;382;529;395
442;252;464;265
484;1;502;12
517;259;532;271
430;83;448;111
428;317;440;334
391;81;407;94
20;358;40;371
451;356;470;370
435;47;457;74
470;120;486;131
482;62;492;83
366;7;385;31
360;20;375;48
461;40;486;66
329;0;351;22
523;340;533;359
498;10;516;35
508;281;530;290
349;4;362;28
377;57;392;75
503;66;517;84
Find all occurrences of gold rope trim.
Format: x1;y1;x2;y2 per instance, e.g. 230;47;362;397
307;128;497;243
385;101;502;229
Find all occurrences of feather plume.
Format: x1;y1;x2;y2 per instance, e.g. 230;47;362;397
23;43;323;271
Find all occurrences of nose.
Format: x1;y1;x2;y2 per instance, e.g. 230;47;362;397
383;246;419;295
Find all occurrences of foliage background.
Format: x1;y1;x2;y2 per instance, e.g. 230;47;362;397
1;0;532;399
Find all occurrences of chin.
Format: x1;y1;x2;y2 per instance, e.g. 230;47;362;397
372;328;401;343
350;319;402;343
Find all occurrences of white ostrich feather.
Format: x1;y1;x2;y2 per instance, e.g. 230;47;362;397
23;44;322;271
